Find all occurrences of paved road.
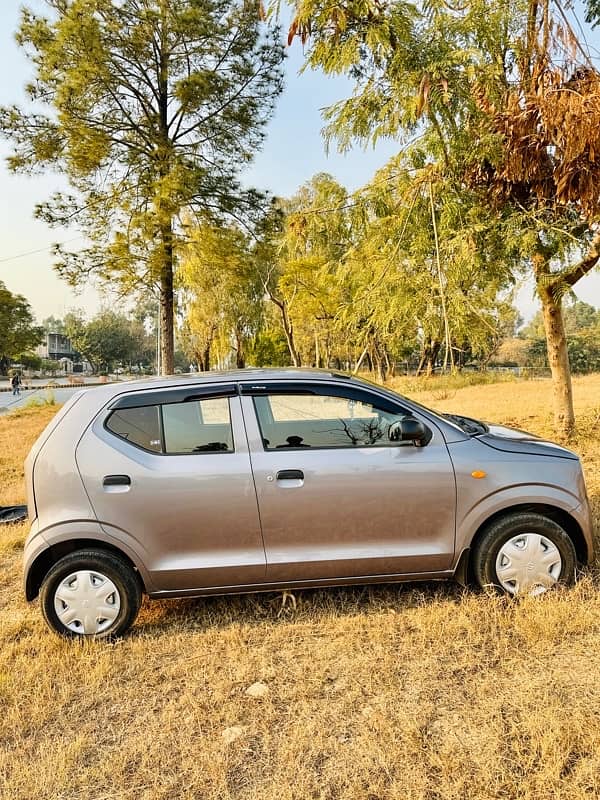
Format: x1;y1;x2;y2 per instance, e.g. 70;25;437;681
1;376;105;387
0;387;84;413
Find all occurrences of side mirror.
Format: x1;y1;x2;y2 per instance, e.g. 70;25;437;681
389;417;430;446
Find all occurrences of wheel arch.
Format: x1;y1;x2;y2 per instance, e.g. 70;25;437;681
467;503;588;572
26;539;146;601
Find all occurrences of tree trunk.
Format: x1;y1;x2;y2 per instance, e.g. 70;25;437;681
383;347;394;378
159;221;175;375
372;338;387;382
324;339;331;369
157;13;174;377
430;341;441;373
272;297;301;367
539;283;575;437
416;339;440;377
532;248;576;438
235;329;245;369
201;344;210;372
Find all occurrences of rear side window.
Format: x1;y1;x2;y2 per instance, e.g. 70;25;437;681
106;406;162;453
105;396;233;454
162;398;233;453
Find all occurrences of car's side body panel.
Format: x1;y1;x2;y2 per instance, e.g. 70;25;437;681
449;438;592;555
75;393;266;591
26;390;101;532
240;391;457;581
144;569;457;599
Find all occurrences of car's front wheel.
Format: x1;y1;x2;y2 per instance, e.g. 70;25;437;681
472;512;577;596
40;549;142;638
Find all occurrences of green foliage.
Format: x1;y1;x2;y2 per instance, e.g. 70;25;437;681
40;359;61;375
16;353;42;371
271;174;354;367
281;0;600;432
180;223;264;369
173;350;190;372
586;0;600;26
247;329;291;367
527;328;600;374
21;390;56;410
64;308;152;373
0;282;43;375
40;315;66;335
567;330;600;374
1;0;284;372
264;170;519;376
522;301;600;340
563;301;600;334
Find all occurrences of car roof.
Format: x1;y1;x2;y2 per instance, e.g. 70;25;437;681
103;367;356;393
70;367;469;443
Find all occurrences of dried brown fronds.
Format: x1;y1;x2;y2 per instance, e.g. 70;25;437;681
468;23;600;218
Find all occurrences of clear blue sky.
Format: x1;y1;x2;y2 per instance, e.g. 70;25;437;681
0;0;598;322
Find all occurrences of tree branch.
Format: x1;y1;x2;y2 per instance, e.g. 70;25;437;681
556;229;600;287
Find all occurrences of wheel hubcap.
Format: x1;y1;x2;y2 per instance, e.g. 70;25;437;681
54;570;121;635
495;533;562;596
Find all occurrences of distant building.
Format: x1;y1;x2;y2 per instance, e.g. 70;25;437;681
46;333;74;361
36;333;92;373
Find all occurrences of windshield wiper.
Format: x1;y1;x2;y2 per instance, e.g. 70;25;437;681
442;413;489;436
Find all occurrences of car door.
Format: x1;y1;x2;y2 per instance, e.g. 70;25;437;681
76;384;266;593
240;381;457;582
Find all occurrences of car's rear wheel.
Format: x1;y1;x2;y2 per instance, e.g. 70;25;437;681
40;549;141;638
472;512;576;596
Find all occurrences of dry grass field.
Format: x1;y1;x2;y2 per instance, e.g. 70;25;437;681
0;377;599;800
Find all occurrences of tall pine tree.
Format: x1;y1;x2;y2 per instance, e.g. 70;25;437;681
1;0;284;373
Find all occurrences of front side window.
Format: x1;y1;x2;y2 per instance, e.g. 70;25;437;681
253;391;410;450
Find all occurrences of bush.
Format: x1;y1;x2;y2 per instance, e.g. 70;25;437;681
13;353;42;371
10;392;56;418
40;359;61;374
527;330;600;374
21;390;55;410
247;330;291;367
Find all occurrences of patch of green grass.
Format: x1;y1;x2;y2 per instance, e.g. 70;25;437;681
11;390;56;416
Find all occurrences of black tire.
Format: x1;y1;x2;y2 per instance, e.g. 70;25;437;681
472;512;576;595
40;549;142;639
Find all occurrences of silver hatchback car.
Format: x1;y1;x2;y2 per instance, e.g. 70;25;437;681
23;369;594;638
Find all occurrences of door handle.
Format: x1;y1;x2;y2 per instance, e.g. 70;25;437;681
276;469;304;480
103;475;131;487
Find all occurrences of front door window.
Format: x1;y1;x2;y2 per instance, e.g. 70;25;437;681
253;392;412;450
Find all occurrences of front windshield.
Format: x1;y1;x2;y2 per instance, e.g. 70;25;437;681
357;377;487;436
